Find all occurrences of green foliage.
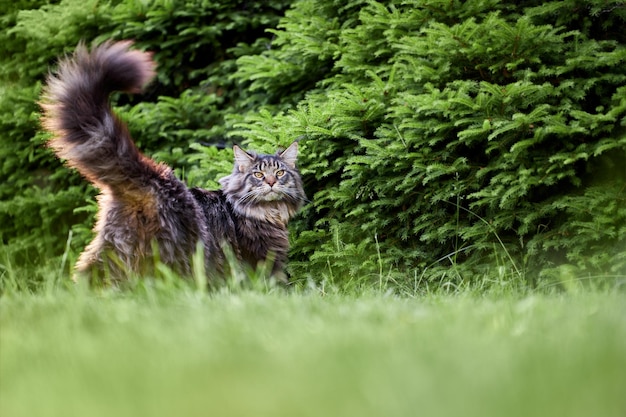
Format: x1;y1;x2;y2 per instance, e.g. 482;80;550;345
2;0;625;290
0;0;114;267
232;0;626;287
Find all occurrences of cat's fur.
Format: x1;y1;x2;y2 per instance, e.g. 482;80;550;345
41;41;306;283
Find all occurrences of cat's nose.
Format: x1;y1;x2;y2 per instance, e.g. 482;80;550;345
265;175;277;187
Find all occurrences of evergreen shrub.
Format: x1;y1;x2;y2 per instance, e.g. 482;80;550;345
231;0;626;287
1;0;624;289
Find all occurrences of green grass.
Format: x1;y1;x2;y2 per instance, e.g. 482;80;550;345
1;281;625;417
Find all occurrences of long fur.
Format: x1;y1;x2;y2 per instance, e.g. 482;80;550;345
41;41;305;283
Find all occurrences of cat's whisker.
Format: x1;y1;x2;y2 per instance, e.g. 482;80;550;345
281;189;312;204
237;190;261;205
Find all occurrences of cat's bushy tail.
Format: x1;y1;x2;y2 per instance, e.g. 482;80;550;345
41;41;159;191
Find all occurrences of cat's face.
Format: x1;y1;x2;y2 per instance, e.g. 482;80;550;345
246;161;291;202
219;142;306;223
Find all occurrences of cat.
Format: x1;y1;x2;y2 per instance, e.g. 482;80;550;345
40;40;306;284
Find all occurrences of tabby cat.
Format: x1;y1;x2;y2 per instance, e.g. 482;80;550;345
41;41;306;283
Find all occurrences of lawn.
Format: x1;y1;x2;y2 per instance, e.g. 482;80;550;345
1;284;625;417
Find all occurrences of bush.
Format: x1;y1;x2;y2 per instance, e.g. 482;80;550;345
0;0;115;270
231;0;626;287
2;0;624;290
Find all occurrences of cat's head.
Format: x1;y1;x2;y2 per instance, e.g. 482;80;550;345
219;142;306;224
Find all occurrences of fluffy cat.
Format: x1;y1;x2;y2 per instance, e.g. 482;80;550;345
40;41;306;284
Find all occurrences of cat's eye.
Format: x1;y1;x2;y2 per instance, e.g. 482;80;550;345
253;172;264;179
276;170;285;177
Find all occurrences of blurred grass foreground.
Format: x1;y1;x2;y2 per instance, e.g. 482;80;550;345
1;287;625;417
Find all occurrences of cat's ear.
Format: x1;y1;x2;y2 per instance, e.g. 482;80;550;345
279;142;298;168
233;145;255;172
